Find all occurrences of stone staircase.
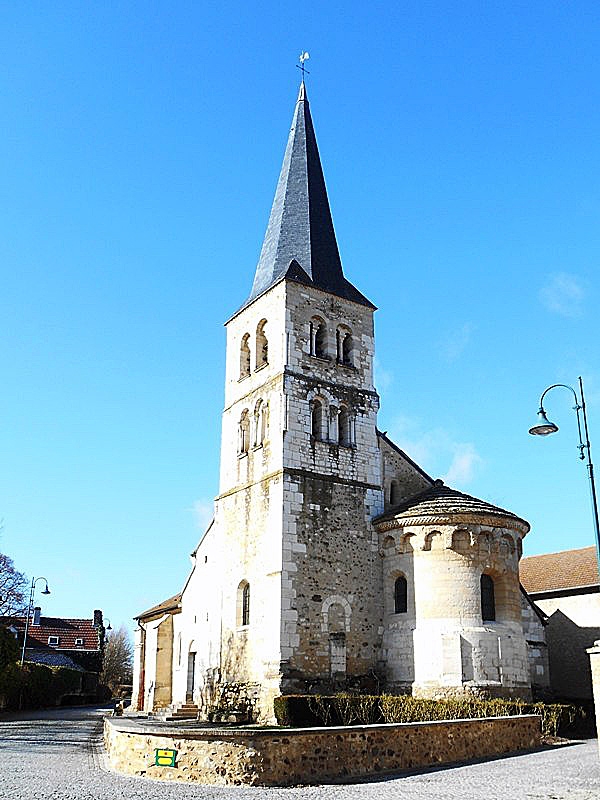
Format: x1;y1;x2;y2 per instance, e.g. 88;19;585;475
157;702;200;722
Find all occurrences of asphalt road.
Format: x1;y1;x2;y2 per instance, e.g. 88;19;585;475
0;706;598;799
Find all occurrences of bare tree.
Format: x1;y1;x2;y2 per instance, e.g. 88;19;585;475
0;551;28;617
100;625;133;694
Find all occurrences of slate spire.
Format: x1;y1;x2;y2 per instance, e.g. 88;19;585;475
244;82;374;309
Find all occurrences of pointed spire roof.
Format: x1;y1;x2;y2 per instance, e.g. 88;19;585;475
242;82;374;311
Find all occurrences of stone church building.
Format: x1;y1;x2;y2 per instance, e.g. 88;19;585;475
132;83;548;722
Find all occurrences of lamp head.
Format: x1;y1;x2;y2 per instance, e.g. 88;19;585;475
41;582;50;595
529;408;559;436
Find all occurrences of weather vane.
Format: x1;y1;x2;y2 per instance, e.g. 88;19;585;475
296;51;310;81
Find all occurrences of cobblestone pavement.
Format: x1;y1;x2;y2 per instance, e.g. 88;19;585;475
1;706;598;799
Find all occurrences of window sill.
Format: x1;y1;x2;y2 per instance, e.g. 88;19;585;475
254;363;268;373
238;374;250;383
310;354;331;362
238;452;248;459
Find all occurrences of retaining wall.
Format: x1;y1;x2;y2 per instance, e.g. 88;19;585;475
104;714;541;786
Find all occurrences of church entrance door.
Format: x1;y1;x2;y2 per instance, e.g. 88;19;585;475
187;652;196;701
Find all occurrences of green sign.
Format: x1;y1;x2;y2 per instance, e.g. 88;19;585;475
154;748;177;767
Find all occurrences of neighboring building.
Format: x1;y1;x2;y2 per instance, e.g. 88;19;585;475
520;546;600;702
9;607;105;696
132;83;544;722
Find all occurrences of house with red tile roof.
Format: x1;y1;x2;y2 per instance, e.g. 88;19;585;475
520;546;599;703
6;607;106;697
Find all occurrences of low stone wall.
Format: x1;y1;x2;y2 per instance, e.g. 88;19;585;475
104;714;541;786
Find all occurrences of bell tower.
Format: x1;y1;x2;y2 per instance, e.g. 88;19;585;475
215;82;385;715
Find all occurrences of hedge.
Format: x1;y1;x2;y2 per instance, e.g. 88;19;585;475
273;694;583;738
0;663;82;710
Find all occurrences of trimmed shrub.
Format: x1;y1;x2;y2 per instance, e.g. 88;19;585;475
273;693;583;738
0;663;82;710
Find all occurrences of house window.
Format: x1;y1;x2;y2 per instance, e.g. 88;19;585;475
74;638;84;647
481;574;496;621
48;636;59;646
239;333;251;378
256;320;268;368
237;580;250;627
394;576;408;614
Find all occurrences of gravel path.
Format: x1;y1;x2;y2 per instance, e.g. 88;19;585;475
0;706;598;799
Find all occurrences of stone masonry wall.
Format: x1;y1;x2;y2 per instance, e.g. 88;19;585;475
105;715;541;786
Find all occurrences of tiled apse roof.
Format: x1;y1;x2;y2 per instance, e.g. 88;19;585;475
520;546;599;593
375;480;528;528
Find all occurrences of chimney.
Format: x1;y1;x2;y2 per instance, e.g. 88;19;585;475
93;609;103;628
33;606;41;626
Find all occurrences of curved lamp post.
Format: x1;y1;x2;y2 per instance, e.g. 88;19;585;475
20;576;51;667
529;376;600;574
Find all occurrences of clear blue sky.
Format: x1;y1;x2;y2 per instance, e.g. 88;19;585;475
1;3;599;634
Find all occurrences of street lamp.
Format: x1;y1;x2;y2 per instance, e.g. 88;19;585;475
529;376;600;574
20;576;51;667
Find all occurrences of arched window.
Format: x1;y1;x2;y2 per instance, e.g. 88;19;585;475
338;406;351;446
311;399;325;440
237;581;250;627
259;400;268;445
253;400;262;447
481;574;496;621
336;327;354;366
256;320;268;368
238;409;250;454
310;317;327;358
342;333;353;366
239;333;251;378
394;576;408;614
389;480;400;505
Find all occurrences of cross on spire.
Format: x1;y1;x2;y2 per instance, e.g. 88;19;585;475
296;51;310;81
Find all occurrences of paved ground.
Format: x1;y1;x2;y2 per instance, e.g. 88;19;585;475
0;706;598;799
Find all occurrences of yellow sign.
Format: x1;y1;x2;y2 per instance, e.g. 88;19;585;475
154;748;177;767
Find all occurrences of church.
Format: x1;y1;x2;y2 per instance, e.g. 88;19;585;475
131;82;548;723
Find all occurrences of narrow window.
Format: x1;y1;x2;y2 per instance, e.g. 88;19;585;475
394;576;408;614
238;410;250;454
256;320;268;368
239;333;251;378
259;401;268;443
253;400;263;447
336;327;354;366
342;333;353;366
338;406;351;446
237;581;250;627
390;480;400;505
481;574;496;621
314;323;327;358
48;636;59;646
311;399;324;440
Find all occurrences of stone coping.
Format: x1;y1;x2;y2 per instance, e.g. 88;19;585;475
105;714;542;786
108;713;539;738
